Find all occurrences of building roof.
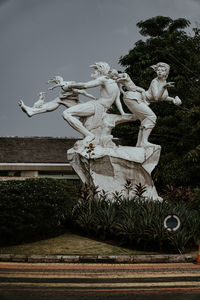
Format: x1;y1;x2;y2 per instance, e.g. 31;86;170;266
0;137;78;163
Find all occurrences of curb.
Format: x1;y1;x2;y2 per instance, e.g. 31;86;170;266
0;254;197;264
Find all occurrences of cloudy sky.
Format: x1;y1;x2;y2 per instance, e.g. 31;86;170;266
1;0;200;138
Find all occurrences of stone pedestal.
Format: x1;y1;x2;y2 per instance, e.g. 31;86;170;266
67;144;161;200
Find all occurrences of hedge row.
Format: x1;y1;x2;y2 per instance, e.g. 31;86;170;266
0;179;78;245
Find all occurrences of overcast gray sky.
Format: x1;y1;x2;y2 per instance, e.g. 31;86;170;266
1;0;200;138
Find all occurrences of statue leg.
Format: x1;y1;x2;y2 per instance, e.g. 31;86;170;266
18;98;60;117
136;126;143;147
62;102;95;145
123;97;157;147
137;115;157;147
139;127;154;147
131;103;157;147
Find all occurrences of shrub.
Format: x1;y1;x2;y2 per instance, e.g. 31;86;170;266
72;195;200;254
159;184;194;203
0;178;78;245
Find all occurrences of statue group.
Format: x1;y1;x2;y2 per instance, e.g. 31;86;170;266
19;62;182;200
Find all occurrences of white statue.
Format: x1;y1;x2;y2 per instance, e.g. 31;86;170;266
19;62;127;147
33;92;46;108
18;76;95;117
19;61;182;200
48;76;96;100
113;62;182;147
146;63;181;105
60;62;127;147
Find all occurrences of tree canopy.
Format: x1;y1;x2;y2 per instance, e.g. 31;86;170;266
113;16;200;188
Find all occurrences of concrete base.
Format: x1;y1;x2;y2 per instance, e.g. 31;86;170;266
67;144;161;200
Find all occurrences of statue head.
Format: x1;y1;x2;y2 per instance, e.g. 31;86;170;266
90;62;110;79
108;68;119;80
151;62;170;79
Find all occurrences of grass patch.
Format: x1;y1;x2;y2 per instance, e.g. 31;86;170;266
0;231;158;255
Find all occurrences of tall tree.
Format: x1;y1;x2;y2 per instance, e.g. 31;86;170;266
113;16;200;187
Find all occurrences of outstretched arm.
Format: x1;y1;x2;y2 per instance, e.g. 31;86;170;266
73;88;96;100
64;77;103;90
48;83;61;90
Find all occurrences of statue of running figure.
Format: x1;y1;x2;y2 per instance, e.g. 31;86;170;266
60;62;126;146
111;62;182;147
19;62;126;146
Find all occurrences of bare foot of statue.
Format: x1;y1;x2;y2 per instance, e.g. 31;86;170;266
82;134;95;147
18;100;33;117
75;134;95;149
83;133;95;147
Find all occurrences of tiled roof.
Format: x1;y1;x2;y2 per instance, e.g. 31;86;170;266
0;137;78;163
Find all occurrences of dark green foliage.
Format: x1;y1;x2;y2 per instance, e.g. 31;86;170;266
0;179;78;245
112;16;200;187
136;17;190;38
72;196;200;254
1;177;199;253
160;184;194;203
122;179;134;199
116;199;200;253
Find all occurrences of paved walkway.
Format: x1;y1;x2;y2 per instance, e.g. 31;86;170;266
0;262;200;299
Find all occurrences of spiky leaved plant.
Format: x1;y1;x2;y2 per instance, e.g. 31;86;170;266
79;143;99;215
123;179;134;199
133;183;147;199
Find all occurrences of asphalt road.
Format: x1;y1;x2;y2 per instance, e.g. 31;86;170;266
0;262;200;299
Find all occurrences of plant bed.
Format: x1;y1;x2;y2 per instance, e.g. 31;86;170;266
0;231;159;256
72;196;200;254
